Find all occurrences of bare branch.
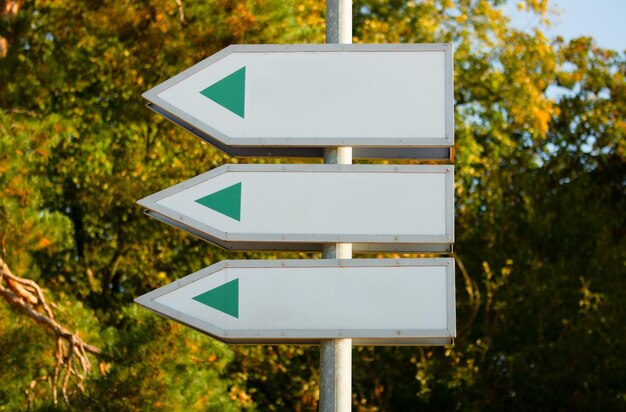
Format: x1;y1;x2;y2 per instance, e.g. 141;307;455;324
25;375;48;410
174;0;185;22
3;266;55;319
453;252;482;334
0;284;103;355
0;256;104;407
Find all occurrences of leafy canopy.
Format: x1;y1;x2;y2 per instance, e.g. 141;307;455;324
0;0;624;410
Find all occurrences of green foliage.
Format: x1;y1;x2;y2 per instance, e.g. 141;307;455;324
0;303;54;411
0;0;624;410
228;345;320;411
0;112;74;274
0;0;324;409
76;307;243;411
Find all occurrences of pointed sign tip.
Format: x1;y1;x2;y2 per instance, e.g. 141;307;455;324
200;66;246;118
193;278;239;318
136;198;150;209
134;294;150;306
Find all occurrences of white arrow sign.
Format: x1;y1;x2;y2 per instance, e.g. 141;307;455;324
138;164;454;252
135;259;456;345
143;44;453;159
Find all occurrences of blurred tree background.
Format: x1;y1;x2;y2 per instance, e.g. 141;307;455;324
0;0;624;410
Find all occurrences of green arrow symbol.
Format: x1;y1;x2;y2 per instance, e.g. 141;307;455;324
195;182;241;221
192;278;239;318
199;66;246;118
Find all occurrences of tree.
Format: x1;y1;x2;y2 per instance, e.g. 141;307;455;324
1;0;322;409
1;0;624;410
347;1;625;410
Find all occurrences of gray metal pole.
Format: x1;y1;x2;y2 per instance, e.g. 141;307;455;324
320;1;352;411
326;0;352;44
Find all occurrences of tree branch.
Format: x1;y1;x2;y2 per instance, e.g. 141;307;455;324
0;256;104;406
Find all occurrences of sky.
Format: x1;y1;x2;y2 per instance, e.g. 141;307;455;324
504;0;626;51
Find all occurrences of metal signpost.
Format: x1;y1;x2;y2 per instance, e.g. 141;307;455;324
134;259;456;345
136;1;455;410
137;164;454;252
321;2;354;409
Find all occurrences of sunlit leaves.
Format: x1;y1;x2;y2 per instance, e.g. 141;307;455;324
0;112;74;274
0;0;624;410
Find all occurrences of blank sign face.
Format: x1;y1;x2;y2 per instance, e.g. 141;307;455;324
137;164;454;250
135;259;456;344
156;266;448;330
144;44;454;148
